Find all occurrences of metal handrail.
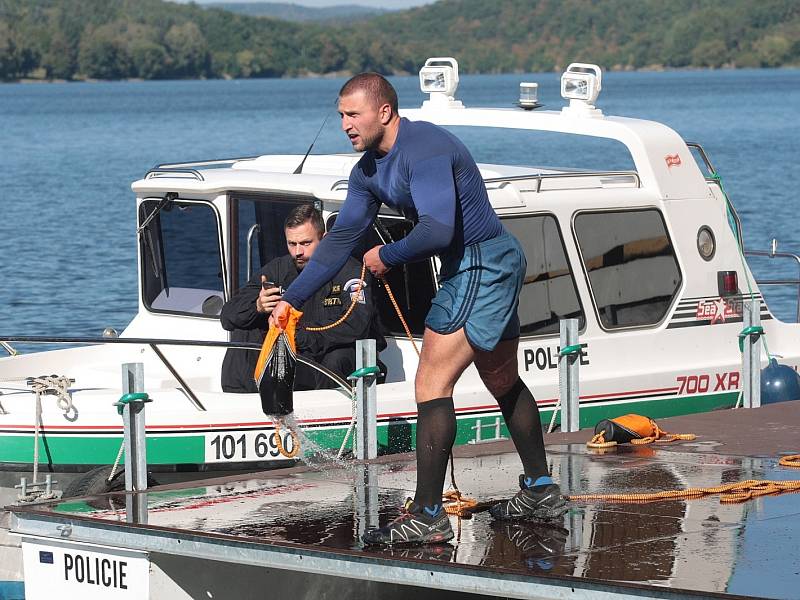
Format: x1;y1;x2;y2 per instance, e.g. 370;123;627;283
744;246;800;323
332;170;640;194
246;223;260;281
686;142;717;175
484;170;640;193
154;156;259;170
145;168;205;181
0;336;352;399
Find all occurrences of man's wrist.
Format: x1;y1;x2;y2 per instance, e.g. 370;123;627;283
377;244;395;268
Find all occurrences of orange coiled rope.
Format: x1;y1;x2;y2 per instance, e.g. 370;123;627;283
273;422;300;458
587;422;696;449
779;454;800;468
568;478;800;505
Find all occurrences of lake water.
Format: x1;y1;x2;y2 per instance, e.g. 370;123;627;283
1;69;799;342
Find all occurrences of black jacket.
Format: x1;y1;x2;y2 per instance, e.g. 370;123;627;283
220;255;386;393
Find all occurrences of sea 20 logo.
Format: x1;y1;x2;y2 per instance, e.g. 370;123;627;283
524;345;589;371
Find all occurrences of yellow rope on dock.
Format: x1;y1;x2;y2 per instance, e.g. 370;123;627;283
779;454;800;468
568;479;800;505
442;489;479;516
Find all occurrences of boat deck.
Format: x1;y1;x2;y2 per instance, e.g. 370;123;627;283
9;401;800;600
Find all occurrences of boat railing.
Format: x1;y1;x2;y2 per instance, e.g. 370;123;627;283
145;168;205;181
154;156;260;170
144;156;263;181
0;336;352;404
331;170;641;193
744;243;800;323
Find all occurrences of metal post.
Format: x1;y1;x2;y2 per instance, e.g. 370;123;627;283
121;363;149;524
354;463;379;541
558;319;580;432
355;340;378;460
742;300;762;409
121;363;148;492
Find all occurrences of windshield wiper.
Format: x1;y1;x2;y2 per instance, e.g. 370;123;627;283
137;192;177;235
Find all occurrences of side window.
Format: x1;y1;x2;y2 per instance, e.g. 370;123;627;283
502;215;584;336
232;195;311;290
140;199;225;317
574;209;682;329
326;213;437;336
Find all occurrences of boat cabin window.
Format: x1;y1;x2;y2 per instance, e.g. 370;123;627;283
139;199;225;317
326;213;437;337
574;209;682;329
502;214;585;336
231;195;311;290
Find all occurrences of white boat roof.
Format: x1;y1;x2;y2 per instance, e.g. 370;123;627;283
132;102;711;202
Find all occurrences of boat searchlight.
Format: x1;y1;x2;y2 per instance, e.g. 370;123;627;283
419;57;463;108
560;63;603;117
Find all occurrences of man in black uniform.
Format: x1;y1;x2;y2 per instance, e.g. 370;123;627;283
220;204;385;392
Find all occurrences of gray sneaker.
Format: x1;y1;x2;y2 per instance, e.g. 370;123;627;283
362;499;454;547
490;475;568;521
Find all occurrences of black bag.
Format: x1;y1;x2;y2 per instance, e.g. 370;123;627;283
257;332;295;416
253;309;302;417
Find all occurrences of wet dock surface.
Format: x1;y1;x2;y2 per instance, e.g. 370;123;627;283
9;401;800;599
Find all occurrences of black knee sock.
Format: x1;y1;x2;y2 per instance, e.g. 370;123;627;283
413;396;456;512
497;378;549;481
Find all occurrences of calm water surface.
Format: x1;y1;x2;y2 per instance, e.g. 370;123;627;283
1;69;799;339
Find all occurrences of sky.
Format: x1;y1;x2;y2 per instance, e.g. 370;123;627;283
184;0;436;7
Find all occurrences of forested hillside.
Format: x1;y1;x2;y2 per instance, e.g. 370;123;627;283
1;0;798;81
205;2;388;22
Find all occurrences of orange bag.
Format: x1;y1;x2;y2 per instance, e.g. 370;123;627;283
589;414;695;448
253;308;302;416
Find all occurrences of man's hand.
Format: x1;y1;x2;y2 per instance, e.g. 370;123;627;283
364;245;389;278
269;300;291;330
256;275;282;314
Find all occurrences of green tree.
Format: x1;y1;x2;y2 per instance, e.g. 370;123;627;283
0;19;37;79
164;22;210;77
130;39;168;79
754;33;791;67
41;30;77;79
78;26;132;79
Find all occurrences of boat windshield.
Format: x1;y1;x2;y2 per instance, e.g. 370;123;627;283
139;199;225;317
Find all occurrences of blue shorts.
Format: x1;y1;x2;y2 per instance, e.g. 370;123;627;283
426;231;526;351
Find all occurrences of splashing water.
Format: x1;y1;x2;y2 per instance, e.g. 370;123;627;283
275;413;360;476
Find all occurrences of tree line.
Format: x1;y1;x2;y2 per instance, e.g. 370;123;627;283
1;0;798;82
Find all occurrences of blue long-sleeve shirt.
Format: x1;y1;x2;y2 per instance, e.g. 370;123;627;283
281;118;504;308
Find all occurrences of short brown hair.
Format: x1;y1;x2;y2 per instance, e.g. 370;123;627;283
284;204;324;237
339;72;398;114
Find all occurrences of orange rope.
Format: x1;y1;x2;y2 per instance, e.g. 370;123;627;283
381;278;421;356
779;454;800;468
586;431;617;449
568;479;800;505
304;262;368;332
273;421;300;459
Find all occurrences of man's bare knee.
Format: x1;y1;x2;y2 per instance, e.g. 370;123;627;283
481;369;519;398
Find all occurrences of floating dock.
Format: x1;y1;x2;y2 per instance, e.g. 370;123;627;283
8;401;800;600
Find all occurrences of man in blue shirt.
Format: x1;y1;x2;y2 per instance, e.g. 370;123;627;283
271;73;566;546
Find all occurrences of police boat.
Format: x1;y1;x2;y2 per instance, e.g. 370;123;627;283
1;57;798;483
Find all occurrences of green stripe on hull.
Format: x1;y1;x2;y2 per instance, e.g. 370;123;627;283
0;392;738;467
0;434;203;465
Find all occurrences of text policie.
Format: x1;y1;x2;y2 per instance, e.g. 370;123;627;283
63;552;129;590
524;345;589;371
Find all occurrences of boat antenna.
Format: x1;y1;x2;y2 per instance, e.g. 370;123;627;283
293;111;332;175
